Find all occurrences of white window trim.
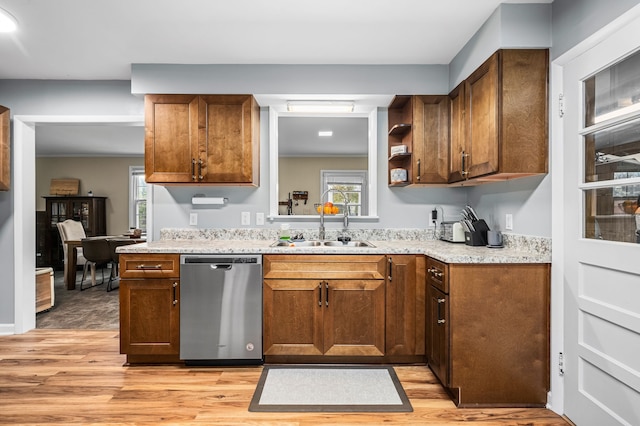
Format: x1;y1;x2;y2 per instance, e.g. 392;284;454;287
129;166;146;231
320;169;368;216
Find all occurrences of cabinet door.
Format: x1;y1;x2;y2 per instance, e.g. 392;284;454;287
465;52;499;179
145;94;199;183
263;279;324;356
449;83;466;182
412;96;450;184
323;279;385;356
427;285;449;386
386;255;425;356
199;95;259;184
120;278;180;355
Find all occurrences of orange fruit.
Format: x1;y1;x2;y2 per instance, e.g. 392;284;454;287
323;206;332;214
331;206;339;214
324;201;333;208
316;206;322;213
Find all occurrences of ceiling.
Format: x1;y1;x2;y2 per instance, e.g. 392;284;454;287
0;0;553;156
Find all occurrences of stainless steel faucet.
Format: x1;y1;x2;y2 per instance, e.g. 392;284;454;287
319;188;349;240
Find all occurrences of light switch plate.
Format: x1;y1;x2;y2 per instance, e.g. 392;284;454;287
256;212;265;226
189;212;198;226
505;213;513;230
241;211;251;226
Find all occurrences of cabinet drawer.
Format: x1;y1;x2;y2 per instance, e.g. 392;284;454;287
426;257;449;293
120;254;180;279
264;254;386;280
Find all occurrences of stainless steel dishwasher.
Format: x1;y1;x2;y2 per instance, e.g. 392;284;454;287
179;254;263;365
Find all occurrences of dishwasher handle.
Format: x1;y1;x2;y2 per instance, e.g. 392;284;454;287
210;264;232;270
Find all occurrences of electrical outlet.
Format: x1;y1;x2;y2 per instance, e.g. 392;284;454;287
505;213;513;230
256;212;265;226
189;212;198;226
241;211;251;226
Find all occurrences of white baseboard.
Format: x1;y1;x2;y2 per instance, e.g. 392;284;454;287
0;323;16;335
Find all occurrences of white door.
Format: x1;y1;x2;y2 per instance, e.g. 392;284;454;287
562;10;640;426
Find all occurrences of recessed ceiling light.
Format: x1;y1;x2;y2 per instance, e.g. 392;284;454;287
0;7;18;33
318;131;333;137
287;100;355;113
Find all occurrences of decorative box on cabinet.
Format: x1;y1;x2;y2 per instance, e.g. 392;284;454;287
449;49;549;184
119;253;181;364
0;106;9;191
426;257;550;407
43;196;107;270
144;94;260;186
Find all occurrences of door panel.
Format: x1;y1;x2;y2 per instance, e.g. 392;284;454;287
323;279;385;356
263;279;323;356
563;11;640;424
466;53;499;178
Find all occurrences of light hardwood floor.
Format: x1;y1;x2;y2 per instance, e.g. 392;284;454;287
0;330;569;425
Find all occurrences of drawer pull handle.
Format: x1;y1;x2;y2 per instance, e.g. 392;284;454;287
191;158;197;181
428;267;443;278
173;282;178;305
318;282;322;307
437;297;446;324
136;264;162;270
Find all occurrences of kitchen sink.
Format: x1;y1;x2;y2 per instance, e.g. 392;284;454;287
271;240;323;247
270;240;375;248
323;241;376;247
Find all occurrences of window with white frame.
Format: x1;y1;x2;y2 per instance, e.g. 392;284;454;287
582;49;640;243
129;166;147;232
321;170;368;216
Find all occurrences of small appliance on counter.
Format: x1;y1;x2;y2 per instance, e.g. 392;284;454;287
440;221;465;243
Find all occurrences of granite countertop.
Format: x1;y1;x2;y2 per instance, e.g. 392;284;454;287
118;237;550;264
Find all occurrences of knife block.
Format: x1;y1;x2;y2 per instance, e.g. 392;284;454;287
464;219;489;246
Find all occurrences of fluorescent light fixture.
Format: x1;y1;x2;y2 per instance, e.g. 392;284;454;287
0;7;17;33
287;100;355;113
318;131;333;137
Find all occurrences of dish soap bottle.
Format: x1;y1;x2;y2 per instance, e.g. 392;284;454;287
279;224;291;241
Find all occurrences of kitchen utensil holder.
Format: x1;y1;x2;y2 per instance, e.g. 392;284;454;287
464;219;489;246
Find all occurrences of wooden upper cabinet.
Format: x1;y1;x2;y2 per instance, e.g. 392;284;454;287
387;95;450;186
449;49;549;184
145;95;199;183
448;84;466;183
412;96;450;184
145;94;260;186
465;53;500;179
0;106;10;191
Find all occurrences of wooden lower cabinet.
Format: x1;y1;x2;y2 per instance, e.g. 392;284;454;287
263;255;386;359
119;254;180;364
263;254;424;363
426;257;550;407
386;255;426;358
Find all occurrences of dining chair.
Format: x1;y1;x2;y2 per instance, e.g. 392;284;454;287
56;219;95;286
79;237;112;291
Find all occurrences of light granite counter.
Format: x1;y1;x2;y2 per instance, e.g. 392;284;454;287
118;228;550;264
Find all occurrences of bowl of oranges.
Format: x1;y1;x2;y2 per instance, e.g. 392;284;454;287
315;202;340;215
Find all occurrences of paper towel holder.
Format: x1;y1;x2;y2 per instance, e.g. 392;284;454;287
191;194;228;205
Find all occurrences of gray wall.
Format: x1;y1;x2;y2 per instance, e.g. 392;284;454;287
551;0;640;60
0;80;140;327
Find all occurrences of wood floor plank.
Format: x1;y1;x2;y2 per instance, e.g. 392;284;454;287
0;330;569;425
